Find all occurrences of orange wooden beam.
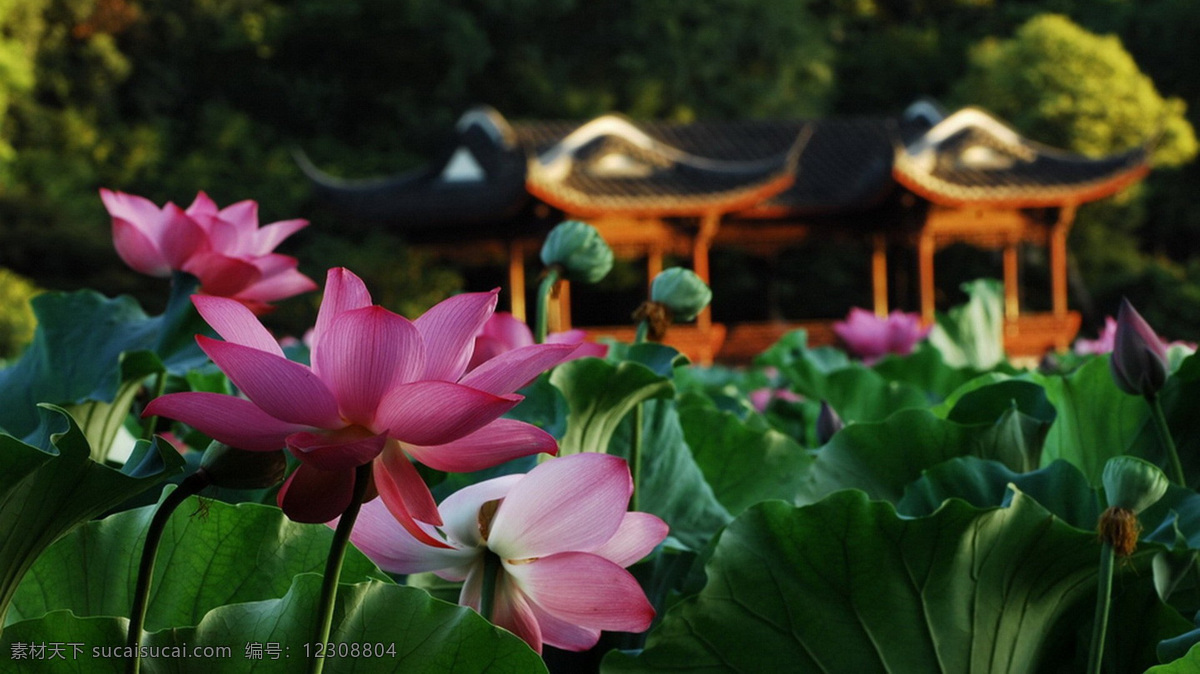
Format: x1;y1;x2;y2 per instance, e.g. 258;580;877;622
918;232;936;324
872;234;888;318
647;244;663;295
1003;242;1020;321
693;212;721;330
1051;204;1077;317
508;240;526;322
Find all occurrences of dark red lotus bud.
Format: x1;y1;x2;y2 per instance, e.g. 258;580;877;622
200;442;288;490
1110;298;1168;397
816;400;845;445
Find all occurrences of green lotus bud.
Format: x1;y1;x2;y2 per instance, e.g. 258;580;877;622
650;268;712;322
1102;456;1168;515
539;220;613;284
199;442;288;490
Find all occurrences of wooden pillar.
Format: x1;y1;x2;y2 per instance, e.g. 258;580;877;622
648;243;664;295
507;240;526;321
553;280;572;331
694;212;721;330
872;233;888;318
1003;241;1020;320
1051;204;1077;318
918;231;936;324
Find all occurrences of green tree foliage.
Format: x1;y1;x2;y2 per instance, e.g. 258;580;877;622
954;13;1196;166
0;0;40;160
0;0;838;338
813;0;1000;113
0;267;39;359
946;13;1200;338
1;0;1199;340
579;0;834;120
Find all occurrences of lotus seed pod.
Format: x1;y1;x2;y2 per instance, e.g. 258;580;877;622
539;220;613;284
200;442;289;490
1102;455;1168;515
650;268;712;322
1097;506;1141;557
1111;298;1168;397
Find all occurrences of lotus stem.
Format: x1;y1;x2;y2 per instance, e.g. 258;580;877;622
635;319;649;344
309;462;372;674
535;268;560;344
125;471;211;674
629;319;648;510
479;550;503;624
154;271;200;354
140;372;168;441
1087;541;1116;674
1147;393;1185;486
630;402;645;513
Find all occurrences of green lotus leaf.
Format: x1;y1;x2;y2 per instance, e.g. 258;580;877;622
2;575;545;673
926;278;1006;370
757;331;929;424
0;406;183;631
797;408;1047;505
945;378;1056;425
6;494;387;631
1035;356;1155;484
550;357;673;457
675;393;812;515
0;279;209;438
871;344;983;400
897;456;1102;529
604;490;1188;673
609;399;732;552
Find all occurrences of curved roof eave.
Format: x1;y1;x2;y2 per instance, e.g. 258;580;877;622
527;171;796;219
891;157;1150;209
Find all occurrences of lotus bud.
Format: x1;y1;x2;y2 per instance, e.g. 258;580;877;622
650;268;712;322
1111;298;1168;398
539;220;613;284
815;400;845;445
1098;456;1168;557
199;442;289;490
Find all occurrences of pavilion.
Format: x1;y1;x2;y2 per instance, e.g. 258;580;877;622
299;102;1150;363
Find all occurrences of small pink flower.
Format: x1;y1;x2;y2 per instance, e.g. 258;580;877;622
748;388;804;413
467;311;607;372
1076;313;1195;356
145;268;579;535
1074;316;1118;355
833;308;930;363
347;453;667;654
101;189;316;312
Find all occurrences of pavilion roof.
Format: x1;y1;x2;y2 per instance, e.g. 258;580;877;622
300;103;1151;228
891;108;1150;208
515;114;804;216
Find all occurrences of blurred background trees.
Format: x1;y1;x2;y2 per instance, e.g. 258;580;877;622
0;0;1197;342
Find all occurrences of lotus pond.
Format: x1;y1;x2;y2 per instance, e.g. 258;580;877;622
3;201;1200;673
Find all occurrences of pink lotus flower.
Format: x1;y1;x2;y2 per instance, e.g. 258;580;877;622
833;308;930;364
346;453;667;653
467;311;607;372
101;189;316;312
144;268;579;535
